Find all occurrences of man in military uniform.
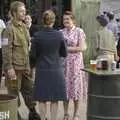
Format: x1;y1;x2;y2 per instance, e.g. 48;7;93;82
2;1;40;120
0;19;6;83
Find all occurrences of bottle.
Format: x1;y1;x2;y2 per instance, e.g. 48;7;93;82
111;61;116;71
101;58;108;70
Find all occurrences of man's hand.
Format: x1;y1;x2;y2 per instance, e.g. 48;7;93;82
7;68;16;80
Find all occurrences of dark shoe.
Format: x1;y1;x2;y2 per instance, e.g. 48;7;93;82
29;111;41;120
18;112;22;120
63;114;70;120
29;107;41;120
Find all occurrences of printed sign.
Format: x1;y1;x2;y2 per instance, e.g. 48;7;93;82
0;111;10;120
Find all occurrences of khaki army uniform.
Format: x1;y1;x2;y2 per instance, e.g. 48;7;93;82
2;20;34;110
0;19;6;83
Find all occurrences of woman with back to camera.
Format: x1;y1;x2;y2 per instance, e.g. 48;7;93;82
30;10;67;120
61;11;87;120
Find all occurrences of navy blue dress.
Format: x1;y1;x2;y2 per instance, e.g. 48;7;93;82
30;27;67;101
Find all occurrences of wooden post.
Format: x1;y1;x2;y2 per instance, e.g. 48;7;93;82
72;0;100;65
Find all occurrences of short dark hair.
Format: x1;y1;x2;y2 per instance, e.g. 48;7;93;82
107;12;114;20
103;11;107;15
96;15;108;27
63;11;75;21
116;18;120;22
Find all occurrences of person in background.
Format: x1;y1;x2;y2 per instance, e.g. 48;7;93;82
24;13;32;49
24;13;39;37
2;1;40;120
116;34;120;66
0;19;6;83
96;15;117;66
24;12;32;29
103;11;107;18
116;18;120;39
6;11;13;25
29;10;67;120
103;11;107;15
106;12;118;43
116;18;120;68
61;11;87;120
24;13;39;82
102;11;109;22
30;16;40;37
50;1;60;29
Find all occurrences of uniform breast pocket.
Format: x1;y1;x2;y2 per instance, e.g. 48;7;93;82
13;53;25;65
13;40;22;47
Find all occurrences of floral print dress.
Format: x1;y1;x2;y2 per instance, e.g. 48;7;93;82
61;26;87;100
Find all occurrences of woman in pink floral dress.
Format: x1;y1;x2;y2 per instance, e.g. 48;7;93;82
61;11;87;120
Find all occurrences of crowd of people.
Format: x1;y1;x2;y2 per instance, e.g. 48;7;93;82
0;1;120;120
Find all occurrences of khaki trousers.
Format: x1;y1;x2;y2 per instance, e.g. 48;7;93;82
7;69;35;109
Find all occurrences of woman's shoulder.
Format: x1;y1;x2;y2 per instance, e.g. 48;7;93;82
53;29;63;35
75;26;84;33
32;31;43;42
34;29;43;34
59;28;66;33
75;27;86;38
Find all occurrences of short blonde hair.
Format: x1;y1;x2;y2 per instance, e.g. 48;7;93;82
10;1;25;17
42;10;55;26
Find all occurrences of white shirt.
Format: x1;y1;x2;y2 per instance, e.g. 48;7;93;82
0;19;6;48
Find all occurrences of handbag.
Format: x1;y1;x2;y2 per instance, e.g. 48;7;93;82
18;92;29;120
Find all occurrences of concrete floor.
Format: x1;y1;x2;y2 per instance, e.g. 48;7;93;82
35;101;87;120
0;88;87;120
0;76;87;120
